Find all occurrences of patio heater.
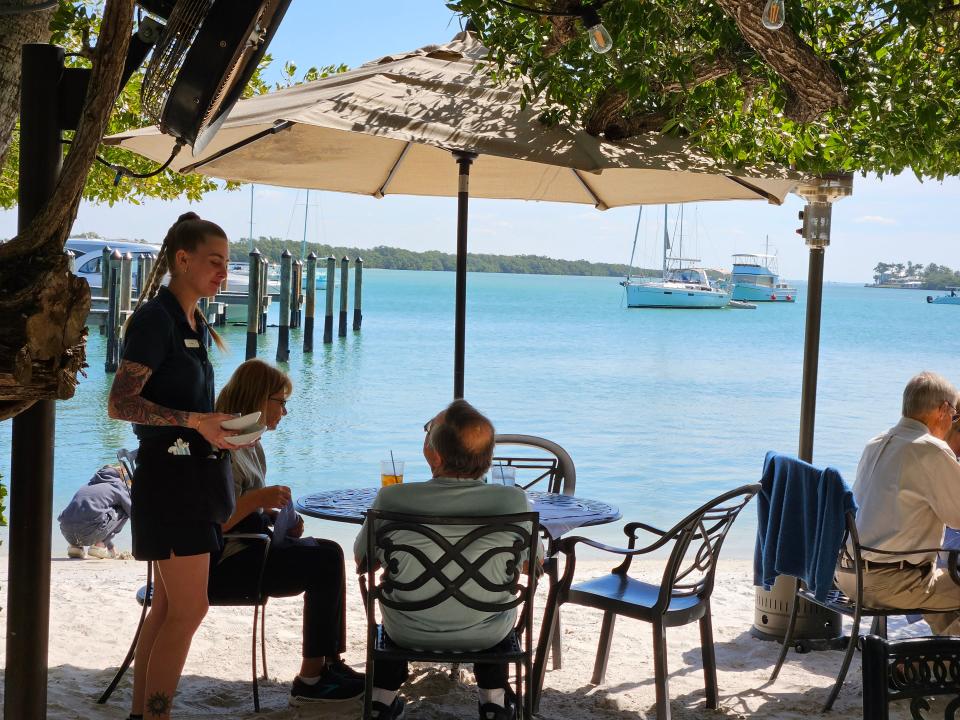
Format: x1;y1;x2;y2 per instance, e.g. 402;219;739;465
751;174;854;645
5;2;290;718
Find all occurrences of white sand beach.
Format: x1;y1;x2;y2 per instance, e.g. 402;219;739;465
0;554;933;719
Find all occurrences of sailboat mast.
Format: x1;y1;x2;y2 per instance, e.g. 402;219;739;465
301;189;310;259
626;207;642;280
662;205;669;276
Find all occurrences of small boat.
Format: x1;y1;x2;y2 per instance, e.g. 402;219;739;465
621;206;730;309
927;288;960;305
728;299;758;309
730;246;797;302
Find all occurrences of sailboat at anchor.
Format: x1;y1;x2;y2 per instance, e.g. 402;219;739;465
620;206;730;309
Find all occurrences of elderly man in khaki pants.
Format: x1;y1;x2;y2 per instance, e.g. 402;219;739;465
837;370;960;634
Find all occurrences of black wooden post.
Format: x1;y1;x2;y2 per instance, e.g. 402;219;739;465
277;249;292;362
245;248;261;359
352;256;363;331
6;43;63;720
99;244;111;335
452;151;476;400
259;256;268;335
303;252;316;352
104;249;122;372
338;255;349;337
323;254;335;343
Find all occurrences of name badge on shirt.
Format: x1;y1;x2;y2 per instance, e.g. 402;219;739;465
184;339;201;348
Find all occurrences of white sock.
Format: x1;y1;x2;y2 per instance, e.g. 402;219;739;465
298;674;321;685
372;688;398;706
478;688;505;707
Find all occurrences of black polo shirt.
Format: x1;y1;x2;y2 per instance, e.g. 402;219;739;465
121;286;214;450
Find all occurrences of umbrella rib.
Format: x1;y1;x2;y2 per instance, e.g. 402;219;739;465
375;141;412;198
724;175;787;205
571;169;609;211
180;120;295;174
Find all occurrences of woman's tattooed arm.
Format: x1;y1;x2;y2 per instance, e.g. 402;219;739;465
108;360;195;428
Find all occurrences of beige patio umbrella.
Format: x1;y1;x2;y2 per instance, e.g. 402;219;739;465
107;31;799;396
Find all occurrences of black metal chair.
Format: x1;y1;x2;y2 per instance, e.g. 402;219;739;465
771;510;960;712
97;449;273;712
534;484;759;720
862;634;960;720
493;434;574;671
492;434;576;495
361;509;540;720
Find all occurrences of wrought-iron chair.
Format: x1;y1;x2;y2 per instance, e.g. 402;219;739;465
862;634;960;720
771;510;960;712
361;509;540;720
534;484;759;720
492;434;576;495
97;449;273;712
493;433;574;671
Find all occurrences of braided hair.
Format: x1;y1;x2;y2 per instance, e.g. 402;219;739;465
128;211;227;351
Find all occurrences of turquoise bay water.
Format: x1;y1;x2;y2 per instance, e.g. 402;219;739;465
1;270;956;558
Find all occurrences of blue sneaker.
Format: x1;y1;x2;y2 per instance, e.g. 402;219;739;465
371;696;405;719
288;667;364;705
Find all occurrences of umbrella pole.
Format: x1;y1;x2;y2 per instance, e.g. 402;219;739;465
794;174;852;462
453;151;477;400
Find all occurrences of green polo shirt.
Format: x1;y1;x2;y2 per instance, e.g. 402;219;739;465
354;476;541;651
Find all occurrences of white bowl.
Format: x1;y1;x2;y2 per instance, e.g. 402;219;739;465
221;411;262;430
224;424;267;446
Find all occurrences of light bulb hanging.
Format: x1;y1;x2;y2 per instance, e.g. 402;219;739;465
761;0;786;30
580;7;613;54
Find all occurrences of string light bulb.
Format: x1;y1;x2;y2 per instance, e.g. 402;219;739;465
580;7;613;54
761;0;786;30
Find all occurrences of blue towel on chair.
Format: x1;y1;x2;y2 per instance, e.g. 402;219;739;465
753;451;857;602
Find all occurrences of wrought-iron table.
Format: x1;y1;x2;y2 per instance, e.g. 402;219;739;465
297;487;620;539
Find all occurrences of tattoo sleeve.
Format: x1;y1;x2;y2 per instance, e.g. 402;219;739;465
108;360;193;428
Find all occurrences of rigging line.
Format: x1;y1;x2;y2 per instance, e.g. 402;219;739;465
283;189;300;244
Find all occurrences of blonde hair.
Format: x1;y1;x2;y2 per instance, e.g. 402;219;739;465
216;359;293;416
126;211;227;351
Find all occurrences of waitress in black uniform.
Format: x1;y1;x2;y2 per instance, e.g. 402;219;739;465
108;212;240;720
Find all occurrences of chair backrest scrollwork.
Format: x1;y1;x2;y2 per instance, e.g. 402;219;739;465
862;635;960;720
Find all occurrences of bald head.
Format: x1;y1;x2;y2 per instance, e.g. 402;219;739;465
425;399;495;479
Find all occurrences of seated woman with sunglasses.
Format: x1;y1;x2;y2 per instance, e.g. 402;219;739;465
210;359;364;705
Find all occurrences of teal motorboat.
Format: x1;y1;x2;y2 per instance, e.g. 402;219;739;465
927;288;960;305
730;251;797;303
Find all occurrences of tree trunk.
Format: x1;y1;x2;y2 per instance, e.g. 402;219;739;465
0;0;133;421
0;5;55;169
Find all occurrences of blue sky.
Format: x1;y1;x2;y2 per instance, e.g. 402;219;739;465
2;0;958;283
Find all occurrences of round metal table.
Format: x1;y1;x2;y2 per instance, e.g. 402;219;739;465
296;487;621;539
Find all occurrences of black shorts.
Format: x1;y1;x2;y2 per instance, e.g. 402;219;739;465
130;440;234;561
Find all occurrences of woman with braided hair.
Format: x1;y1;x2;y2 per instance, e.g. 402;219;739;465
108;212;242;720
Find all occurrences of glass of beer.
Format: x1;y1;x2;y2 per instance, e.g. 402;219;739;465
380;460;404;486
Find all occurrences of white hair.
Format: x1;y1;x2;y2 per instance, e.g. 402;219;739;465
902;371;960;419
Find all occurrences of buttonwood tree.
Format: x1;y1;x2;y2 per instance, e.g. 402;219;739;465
451;0;960;178
0;1;334;420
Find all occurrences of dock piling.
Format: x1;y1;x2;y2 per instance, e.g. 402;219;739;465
338;255;349;337
137;253;154;296
277;249;292;362
323;255;335;343
99;245;112;336
259;256;269;334
246;248;261;359
353;257;363;331
105;249;122;372
304;252;317;352
290;259;302;329
119;252;133;317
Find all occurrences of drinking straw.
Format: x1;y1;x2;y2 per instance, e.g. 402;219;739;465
390;450;397;477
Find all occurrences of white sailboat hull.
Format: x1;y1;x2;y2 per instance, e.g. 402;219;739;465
625;281;730;309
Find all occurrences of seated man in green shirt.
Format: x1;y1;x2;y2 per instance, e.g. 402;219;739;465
354;399;540;720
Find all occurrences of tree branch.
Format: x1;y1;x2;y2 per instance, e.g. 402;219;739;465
712;0;848;122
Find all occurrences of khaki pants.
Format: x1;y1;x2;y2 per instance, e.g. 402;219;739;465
835;564;960;634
